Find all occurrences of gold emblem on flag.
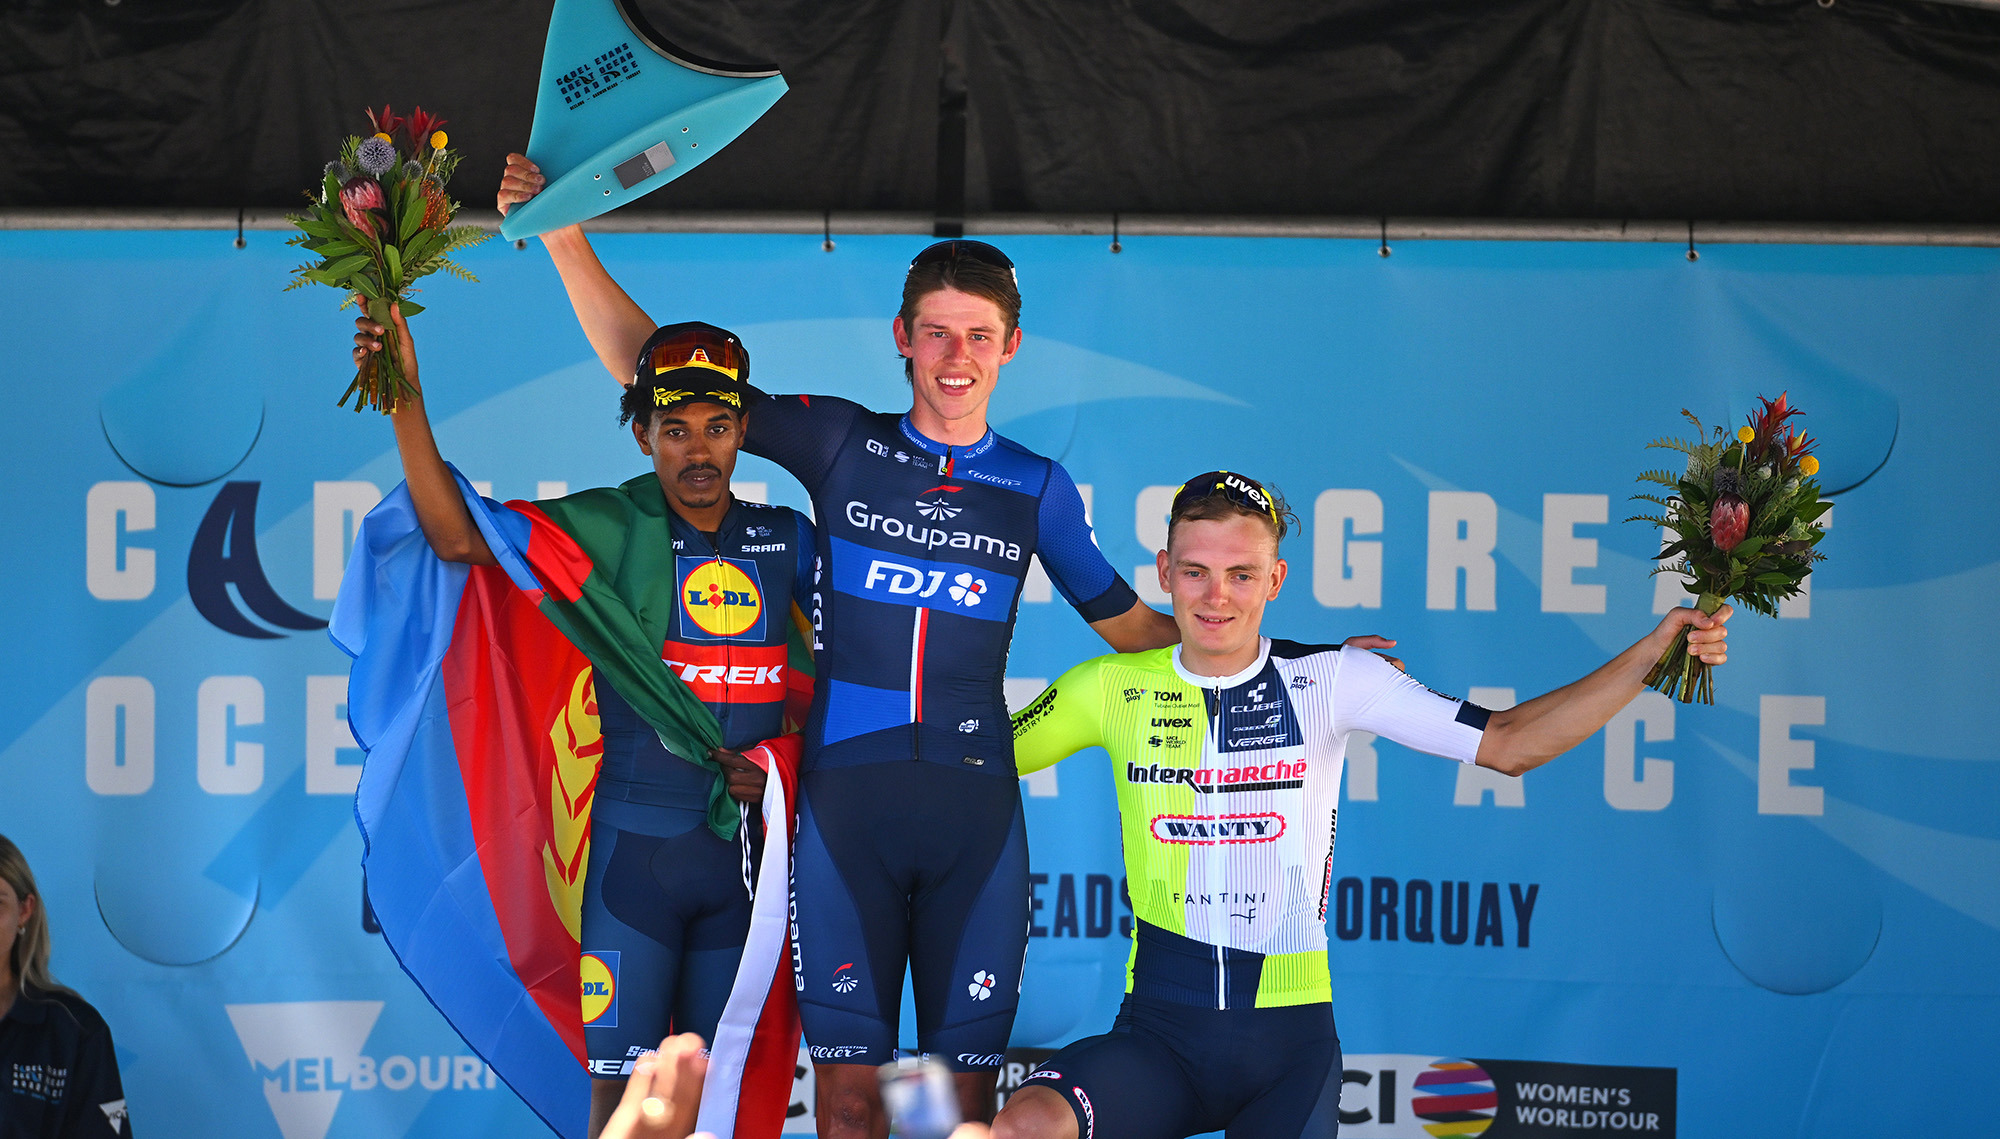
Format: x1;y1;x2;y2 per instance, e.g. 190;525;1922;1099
543;667;601;942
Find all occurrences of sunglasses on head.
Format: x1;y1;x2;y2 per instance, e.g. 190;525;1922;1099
910;239;1018;283
1171;470;1281;527
644;328;746;382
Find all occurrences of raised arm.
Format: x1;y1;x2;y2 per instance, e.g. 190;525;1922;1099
1474;605;1732;776
353;306;496;565
498;153;657;388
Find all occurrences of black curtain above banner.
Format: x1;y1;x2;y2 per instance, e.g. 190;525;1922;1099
1;0;1998;222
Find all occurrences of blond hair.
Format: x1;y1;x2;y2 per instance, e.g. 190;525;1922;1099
0;835;66;997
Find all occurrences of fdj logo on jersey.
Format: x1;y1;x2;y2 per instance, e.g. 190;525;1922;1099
679;556;766;640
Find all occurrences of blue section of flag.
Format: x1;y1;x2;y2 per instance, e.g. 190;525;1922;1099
333;480;589;1139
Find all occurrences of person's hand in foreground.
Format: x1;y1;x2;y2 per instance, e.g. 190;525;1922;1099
599;1033;710;1139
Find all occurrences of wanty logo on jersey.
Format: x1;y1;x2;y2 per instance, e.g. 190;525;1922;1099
681;557;765;639
226;1001;498;1139
1149;812;1286;844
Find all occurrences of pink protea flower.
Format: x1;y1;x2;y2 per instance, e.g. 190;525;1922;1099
339;177;385;236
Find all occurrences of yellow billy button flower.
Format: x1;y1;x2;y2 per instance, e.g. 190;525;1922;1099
1800;455;1820;477
1737;426;1755;443
431;131;448;150
374;132;393;143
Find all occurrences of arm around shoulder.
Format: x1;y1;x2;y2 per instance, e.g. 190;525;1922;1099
1090;598;1179;653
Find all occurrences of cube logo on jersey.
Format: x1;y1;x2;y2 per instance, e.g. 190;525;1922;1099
580;951;619;1027
679;556;767;640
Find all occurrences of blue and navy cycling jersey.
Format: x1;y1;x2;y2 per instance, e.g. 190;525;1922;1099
746;394;1138;776
497;491;815;826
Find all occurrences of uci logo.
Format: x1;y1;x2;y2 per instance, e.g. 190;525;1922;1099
680;557;765;638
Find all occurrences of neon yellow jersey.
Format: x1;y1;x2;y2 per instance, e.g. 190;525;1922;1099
1012;638;1488;1008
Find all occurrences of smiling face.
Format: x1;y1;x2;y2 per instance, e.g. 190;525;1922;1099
633;401;744;530
1158;513;1289;676
893;286;1022;444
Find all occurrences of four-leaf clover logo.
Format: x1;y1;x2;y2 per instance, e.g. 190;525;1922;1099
948;572;986;607
967;970;996;1000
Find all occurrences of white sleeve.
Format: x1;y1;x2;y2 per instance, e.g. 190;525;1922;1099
1330;646;1488;764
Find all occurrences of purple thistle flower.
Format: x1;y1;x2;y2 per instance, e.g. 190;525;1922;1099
357;136;397;176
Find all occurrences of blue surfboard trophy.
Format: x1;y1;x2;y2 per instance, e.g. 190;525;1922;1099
499;0;787;240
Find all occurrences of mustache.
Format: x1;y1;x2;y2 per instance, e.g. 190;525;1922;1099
676;463;722;480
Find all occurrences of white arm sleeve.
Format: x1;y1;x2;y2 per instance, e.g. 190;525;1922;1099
1330;646;1488;763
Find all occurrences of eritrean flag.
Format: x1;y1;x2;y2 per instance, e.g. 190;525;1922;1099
332;468;804;1139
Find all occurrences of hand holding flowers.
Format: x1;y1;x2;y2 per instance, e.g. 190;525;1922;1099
1628;394;1829;703
287;105;489;412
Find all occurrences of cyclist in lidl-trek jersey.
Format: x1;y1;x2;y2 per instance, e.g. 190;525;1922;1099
992;471;1732;1139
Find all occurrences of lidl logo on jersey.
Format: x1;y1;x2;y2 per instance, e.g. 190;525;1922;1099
1337;1054;1676;1138
225;1001;500;1139
679;556;767;640
581;951;620;1027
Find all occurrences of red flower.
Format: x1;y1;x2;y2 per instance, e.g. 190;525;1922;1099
1746;392;1803;464
339;177;386;236
1710;494;1749;552
404;106;450;150
365;104;405;138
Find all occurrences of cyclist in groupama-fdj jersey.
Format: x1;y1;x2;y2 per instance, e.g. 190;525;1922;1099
484;175;1203;1134
993;471;1734;1139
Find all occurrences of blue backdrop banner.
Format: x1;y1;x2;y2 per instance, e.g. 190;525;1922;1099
1;227;1993;1139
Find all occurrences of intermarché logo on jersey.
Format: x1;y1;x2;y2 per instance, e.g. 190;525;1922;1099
1128;759;1305;792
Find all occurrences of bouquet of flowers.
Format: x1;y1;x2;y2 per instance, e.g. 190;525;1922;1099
286;105;490;412
1628;393;1829;703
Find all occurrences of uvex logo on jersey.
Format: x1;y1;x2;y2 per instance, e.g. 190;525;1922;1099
662;643;787;701
1149;812;1287;844
678;555;767;641
1127;759;1307;792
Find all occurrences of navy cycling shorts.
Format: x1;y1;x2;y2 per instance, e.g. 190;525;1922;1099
789;762;1028;1072
1021;995;1342;1139
580;812;758;1076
